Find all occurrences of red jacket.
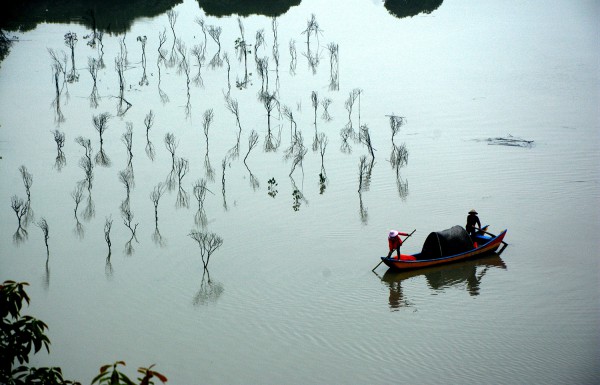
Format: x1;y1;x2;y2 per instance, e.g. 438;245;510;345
388;232;409;250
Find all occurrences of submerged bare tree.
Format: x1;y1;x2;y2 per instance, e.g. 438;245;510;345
285;130;307;177
244;130;260;190
272;17;280;91
95;31;106;69
115;54;132;116
164;133;178;190
49;49;67;124
340;88;362;153
93;112;111;166
164;132;178;169
122;122;133;168
327;42;339;91
235;17;251;88
120;198;138;255
88;57;100;108
157;28;170;103
36;217;50;255
311;91;319;151
223;53;231;94
193;178;211;229
202;109;215;181
358;154;374;193
137;35;149;86
391;142;409;170
317;132;328;194
389;114;406;140
289;39;297;76
11;195;28;244
388;114;409;168
359;124;375;161
19;165;32;203
71;184;84;220
254;28;265;67
225;95;243;159
259;90;280;152
75;136;93;193
256;57;269;92
191;43;206;88
301;14;323;74
64;32;79;83
358;124;375;224
104;216;113;275
19;165;34;227
207;24;223;68
150;183;166;246
52;129;66;170
118;166;135;203
71;184;84;239
119;35;129;66
358;155;372;224
104;216;112;256
281;105;298;146
221;157;228;210
176;39;192;118
144;110;156;160
74;136;95;223
194;17;208;59
302;14;322;51
387;114;409;199
188;231;223;271
166;10;179;68
321;98;333;122
175;157;190;208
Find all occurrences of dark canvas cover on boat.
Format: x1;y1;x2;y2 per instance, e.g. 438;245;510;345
419;225;474;260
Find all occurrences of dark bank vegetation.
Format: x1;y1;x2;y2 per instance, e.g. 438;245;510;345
384;0;444;19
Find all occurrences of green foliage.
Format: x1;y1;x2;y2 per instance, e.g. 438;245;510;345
137;365;168;385
0;280;78;384
1;280;167;385
91;362;168;385
10;366;77;385
91;361;134;385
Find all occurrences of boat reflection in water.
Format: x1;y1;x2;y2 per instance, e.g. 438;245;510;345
377;254;507;310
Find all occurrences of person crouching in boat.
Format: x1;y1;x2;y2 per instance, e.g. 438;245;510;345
387;230;409;259
466;209;481;237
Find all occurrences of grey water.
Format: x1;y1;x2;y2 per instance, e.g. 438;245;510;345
0;0;598;384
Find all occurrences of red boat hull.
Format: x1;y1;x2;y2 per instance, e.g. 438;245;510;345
382;229;507;270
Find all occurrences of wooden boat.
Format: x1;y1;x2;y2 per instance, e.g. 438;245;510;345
380;225;507;271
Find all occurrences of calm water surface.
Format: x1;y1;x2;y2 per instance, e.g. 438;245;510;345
1;0;598;384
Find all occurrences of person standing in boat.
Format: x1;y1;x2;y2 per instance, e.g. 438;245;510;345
387;230;409;259
466;209;481;236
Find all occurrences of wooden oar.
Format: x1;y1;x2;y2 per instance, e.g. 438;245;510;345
475;228;496;237
474;228;508;246
371;229;416;272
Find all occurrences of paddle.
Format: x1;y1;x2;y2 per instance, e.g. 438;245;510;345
473;228;508;246
371;229;416;272
474;228;496;237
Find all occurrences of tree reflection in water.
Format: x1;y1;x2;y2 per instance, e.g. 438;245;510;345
193;270;224;306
